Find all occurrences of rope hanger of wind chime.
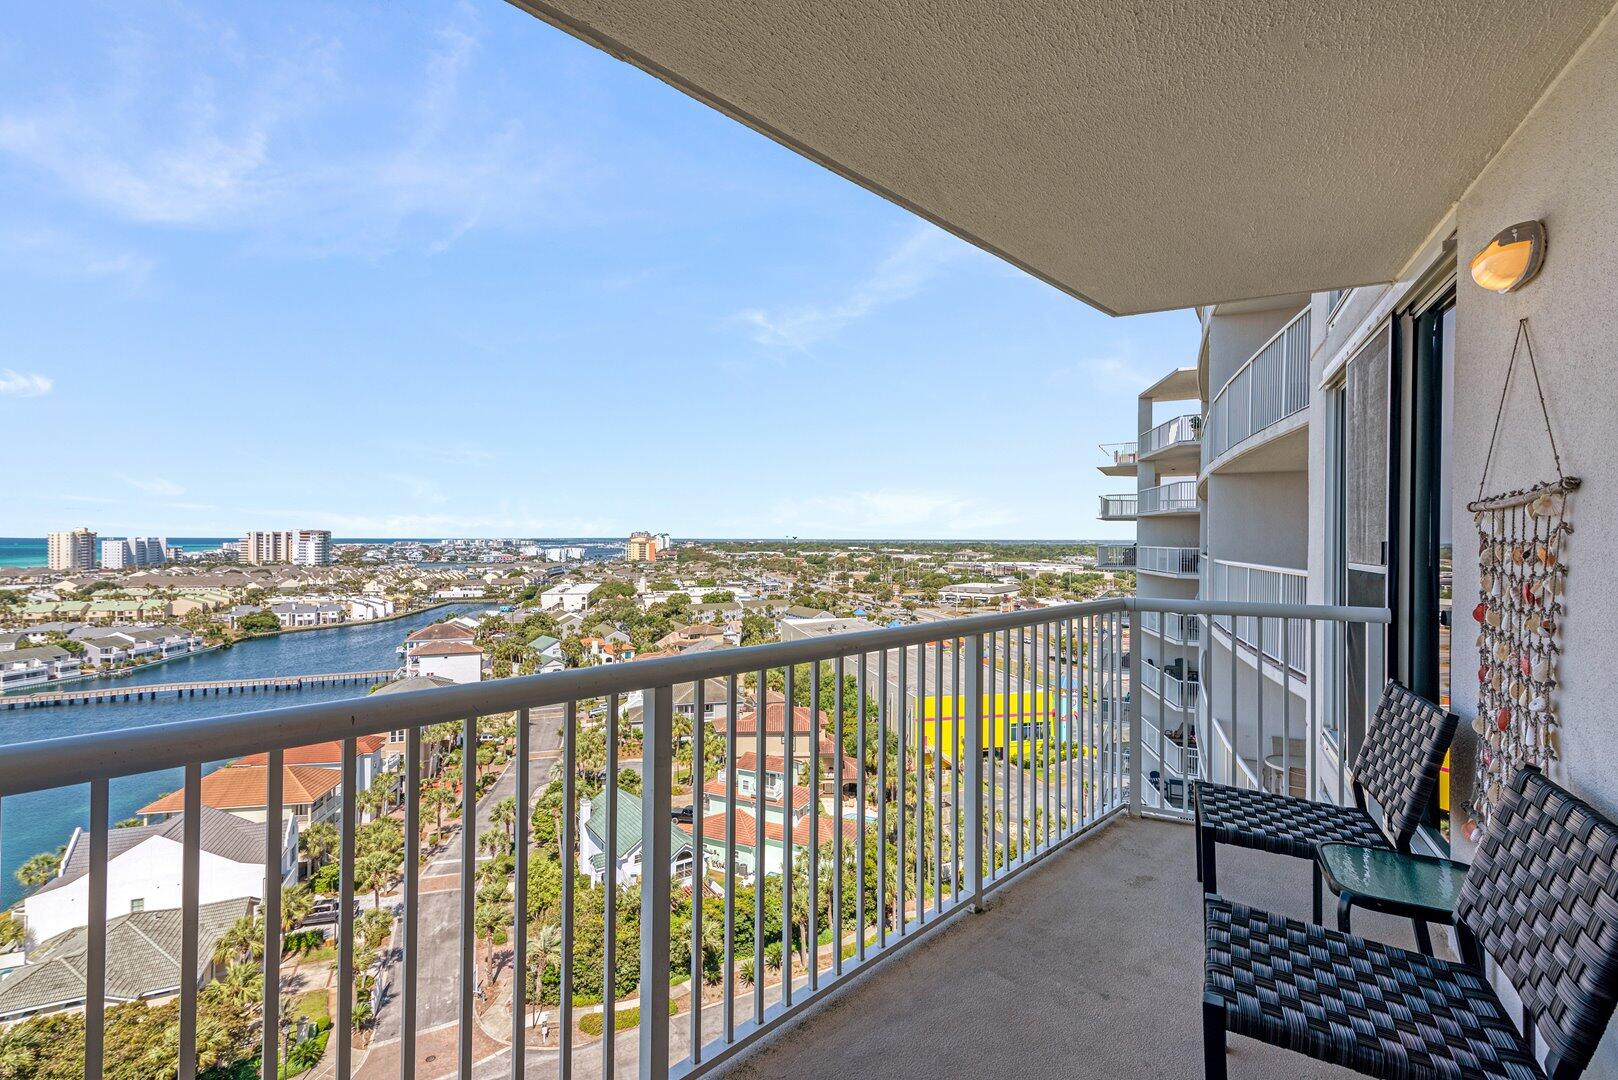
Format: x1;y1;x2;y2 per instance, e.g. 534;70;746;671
1466;317;1578;836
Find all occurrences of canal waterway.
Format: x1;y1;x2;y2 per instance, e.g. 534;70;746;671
0;602;488;907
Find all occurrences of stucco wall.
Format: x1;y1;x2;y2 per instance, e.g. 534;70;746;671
1206;306;1304;394
1205;472;1309;570
1451;10;1618;830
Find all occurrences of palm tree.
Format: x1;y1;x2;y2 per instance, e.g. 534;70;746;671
489;796;518;842
299;821;340;870
213;914;266;968
356;851;396;909
14;850;62;889
280;885;315;935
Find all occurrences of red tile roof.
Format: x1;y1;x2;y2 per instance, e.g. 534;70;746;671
406;623;476;642
139;764;341;815
714;700;826;736
237;736;387;767
412;641;483;657
680;807;858;849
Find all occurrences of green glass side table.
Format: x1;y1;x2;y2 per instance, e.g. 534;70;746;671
1314;842;1468;955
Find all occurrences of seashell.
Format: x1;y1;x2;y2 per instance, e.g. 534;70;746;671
1512;544;1527;566
1536;543;1550;564
1530;694;1548;713
1497;706;1512;730
1471;715;1488;735
1530;493;1560;518
1473;601;1488;623
1527;613;1542;634
1532;657;1550;681
1486;608;1504;629
1489;780;1503;803
1524;581;1538;603
1520;654;1532;676
1490;670;1506;690
1496;641;1512;661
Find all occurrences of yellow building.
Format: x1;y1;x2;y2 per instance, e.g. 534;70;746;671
627;531;659;562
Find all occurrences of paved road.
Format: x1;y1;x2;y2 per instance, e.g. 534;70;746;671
361;706;567;1074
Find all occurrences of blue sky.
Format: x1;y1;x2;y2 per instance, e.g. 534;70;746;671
0;1;1198;540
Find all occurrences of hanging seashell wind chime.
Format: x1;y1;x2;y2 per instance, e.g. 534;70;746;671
1466;318;1579;833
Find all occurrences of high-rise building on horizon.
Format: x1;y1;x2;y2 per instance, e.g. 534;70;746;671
627;531;659;562
47;528;97;571
101;537;169;569
241;530;295;565
294;529;333;566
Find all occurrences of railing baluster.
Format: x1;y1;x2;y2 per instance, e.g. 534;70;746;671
895;646;906;925
513;707;530;1077
262;750;282;1080
832;661;843;976
1000;630;1010;876
690;681;704;1065
604;696;617;1079
86;777;108;1080
807;663;820;993
877;649;888;944
753;666;766;1022
180;762;201;1080
724;676;737;1037
854;656;866;960
457;719;474;1080
952;640;963;899
933;639;943;915
913;644;924;922
781;663;794;1010
639;685;672;1080
404;727;421;1079
964;633;984;911
562;701;576;1080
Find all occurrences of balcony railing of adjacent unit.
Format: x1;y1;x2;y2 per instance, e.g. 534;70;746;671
1203;307;1311;466
1137;480;1198;516
1098;493;1138;520
1135;545;1200;577
1137;414;1201;458
0;597;1390;1078
1142;660;1199;713
1208;558;1309;676
1094;543;1136;568
1141;610;1200;646
1098;442;1138;469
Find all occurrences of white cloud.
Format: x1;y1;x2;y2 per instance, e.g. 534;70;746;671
733;224;972;350
0;369;53;397
1046;347;1155;391
768;489;1014;536
0;227;154;287
0;6;562;258
120;475;186;497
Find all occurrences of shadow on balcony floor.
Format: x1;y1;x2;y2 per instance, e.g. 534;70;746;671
726;816;1445;1079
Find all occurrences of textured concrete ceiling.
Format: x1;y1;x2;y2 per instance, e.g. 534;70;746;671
508;0;1611;315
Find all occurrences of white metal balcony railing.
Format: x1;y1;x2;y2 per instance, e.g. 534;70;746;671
1098;442;1138;470
1142;661;1199;713
0;597;1388;1079
1208;558;1309;675
1094;543;1136;568
1203;307;1311;465
1098;493;1138;520
1142;610;1201;646
1137;480;1198;516
1137;414;1201;458
1135;545;1200;577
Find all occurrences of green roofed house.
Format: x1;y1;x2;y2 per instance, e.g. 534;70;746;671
0;897;252;1023
527;634;565;673
578;788;693;888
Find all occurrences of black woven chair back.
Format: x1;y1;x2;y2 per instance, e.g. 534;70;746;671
1350;681;1456;849
1457;766;1618;1077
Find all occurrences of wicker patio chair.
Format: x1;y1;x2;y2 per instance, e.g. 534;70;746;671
1193;680;1456;923
1203;766;1618;1079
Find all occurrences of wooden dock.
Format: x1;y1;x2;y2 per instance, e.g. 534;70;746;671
2;669;397;710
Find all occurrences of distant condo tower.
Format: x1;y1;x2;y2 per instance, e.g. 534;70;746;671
101;536;168;569
627;531;660;562
294;529;333;566
241;529;332;565
47;527;97;571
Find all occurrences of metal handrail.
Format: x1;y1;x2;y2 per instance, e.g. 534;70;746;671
1204;306;1311;465
1138;413;1200;457
1136;545;1200;576
0;597;1385;793
1138;480;1198;515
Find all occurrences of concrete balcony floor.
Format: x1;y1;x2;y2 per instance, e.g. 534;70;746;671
726;816;1445;1079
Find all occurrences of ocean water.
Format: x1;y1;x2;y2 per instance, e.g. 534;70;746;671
0;602;488;907
0;537;625;568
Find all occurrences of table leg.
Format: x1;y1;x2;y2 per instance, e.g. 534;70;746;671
1412;920;1433;956
1337;893;1354;934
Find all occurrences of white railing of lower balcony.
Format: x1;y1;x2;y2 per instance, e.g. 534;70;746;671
1203;307;1311;466
1094;543;1135;568
1142;610;1200;645
1098;493;1138;519
1137;480;1199;515
0;598;1390;1077
1138;413;1201;458
1098;441;1137;470
1135;545;1200;577
1208;559;1308;675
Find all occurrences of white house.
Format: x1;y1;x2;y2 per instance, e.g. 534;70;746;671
411;641;484;683
527;634;566;673
539;582;600;613
21;806;296;947
578;788;694;887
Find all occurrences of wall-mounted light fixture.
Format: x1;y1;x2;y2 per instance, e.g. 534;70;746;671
1470;220;1546;293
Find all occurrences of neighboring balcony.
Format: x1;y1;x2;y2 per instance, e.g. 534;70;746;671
1203;307;1311;473
1208;557;1309;677
1095;542;1136;568
1142;610;1200;646
1135;545;1200;579
1137;480;1198;516
1098;493;1138;520
1143;658;1200;713
1097;441;1138;476
1137;413;1201;462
